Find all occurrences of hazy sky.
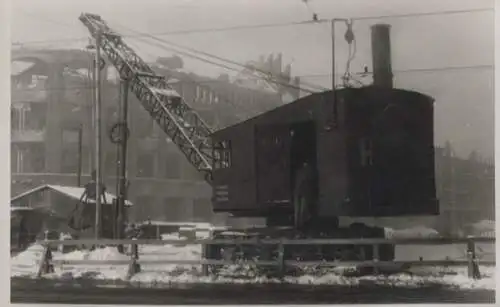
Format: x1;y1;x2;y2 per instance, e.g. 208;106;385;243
11;0;494;76
10;0;496;158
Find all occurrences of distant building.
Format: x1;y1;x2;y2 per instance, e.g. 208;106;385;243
11;49;299;223
434;143;494;236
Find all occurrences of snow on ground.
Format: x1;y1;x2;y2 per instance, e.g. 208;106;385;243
385;226;440;239
11;226;496;290
11;244;46;277
470;220;495;231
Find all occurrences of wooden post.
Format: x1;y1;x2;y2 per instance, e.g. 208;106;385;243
36;245;49;278
126;242;141;280
94;32;103;240
467;238;481;280
467;239;474;278
277;242;285;279
373;244;380;275
76;125;83;187
116;77;130;244
201;243;209;276
37;245;54;278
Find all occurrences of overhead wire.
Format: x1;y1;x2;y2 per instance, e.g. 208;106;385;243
351;7;493;21
110;21;328;93
123;38;276;126
11;20;320;47
110;22;322;94
134;35;317;93
12;7;492;95
11;9;495;98
301;64;495;78
11;7;493;46
10;63;494;94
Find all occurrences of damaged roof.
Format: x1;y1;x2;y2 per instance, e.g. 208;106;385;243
10;184;133;206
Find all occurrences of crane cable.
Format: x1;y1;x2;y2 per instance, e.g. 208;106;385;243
107;21;327;94
118;33;320;95
126;34;318;95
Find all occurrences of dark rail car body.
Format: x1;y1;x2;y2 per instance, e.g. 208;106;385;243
211;87;438;222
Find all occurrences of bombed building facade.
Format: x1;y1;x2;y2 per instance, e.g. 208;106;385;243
10;48;299;223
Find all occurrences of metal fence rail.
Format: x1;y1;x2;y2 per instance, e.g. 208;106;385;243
35;236;495;281
34;236;497;246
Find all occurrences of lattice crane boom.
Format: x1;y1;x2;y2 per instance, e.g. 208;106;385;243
79;13;214;182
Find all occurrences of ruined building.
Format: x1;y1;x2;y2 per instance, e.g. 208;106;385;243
11;48;299;223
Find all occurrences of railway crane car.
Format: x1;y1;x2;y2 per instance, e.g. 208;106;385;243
208;86;438;264
77;13;439;271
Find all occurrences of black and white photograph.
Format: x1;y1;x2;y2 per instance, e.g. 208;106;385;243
5;0;497;304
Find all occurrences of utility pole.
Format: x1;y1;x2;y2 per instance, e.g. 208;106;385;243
86;41;96;173
76;124;83;187
331;20;336;93
94;32;103;239
116;77;130;241
322;18;349;130
330;19;337;129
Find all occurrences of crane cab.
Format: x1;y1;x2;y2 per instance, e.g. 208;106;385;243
211;87;439;225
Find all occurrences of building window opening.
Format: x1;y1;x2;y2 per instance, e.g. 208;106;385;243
137;118;155;138
164;152;181;179
195;86;201;101
29;144;45;173
25;103;47;130
163;197;184;221
136;152;155;178
214;140;232;169
61;147;79;174
104;151;117;178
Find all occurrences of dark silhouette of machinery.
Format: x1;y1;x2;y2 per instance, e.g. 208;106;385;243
78;14;438;269
68;170;129;243
69;170;107;231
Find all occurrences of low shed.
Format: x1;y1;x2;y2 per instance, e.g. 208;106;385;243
11;184;133;232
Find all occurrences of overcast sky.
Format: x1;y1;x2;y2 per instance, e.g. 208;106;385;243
10;0;496;158
11;0;494;76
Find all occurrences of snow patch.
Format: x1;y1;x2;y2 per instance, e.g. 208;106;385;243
11;241;495;290
11;225;495;290
386;226;440;239
11;244;45;277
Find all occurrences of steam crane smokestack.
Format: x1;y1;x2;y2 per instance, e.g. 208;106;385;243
371;24;393;88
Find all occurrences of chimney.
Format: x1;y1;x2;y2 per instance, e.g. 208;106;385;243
371;24;393;88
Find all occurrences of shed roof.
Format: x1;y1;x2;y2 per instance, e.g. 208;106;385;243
10;206;34;212
211;87;434;137
10;184;133;206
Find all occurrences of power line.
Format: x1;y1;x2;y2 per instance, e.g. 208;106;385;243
114;27;322;94
10;63;494;94
301;64;495;78
351;7;493;21
126;31;326;93
12;8;493;46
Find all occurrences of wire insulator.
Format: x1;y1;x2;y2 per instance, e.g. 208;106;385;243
344;27;355;44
